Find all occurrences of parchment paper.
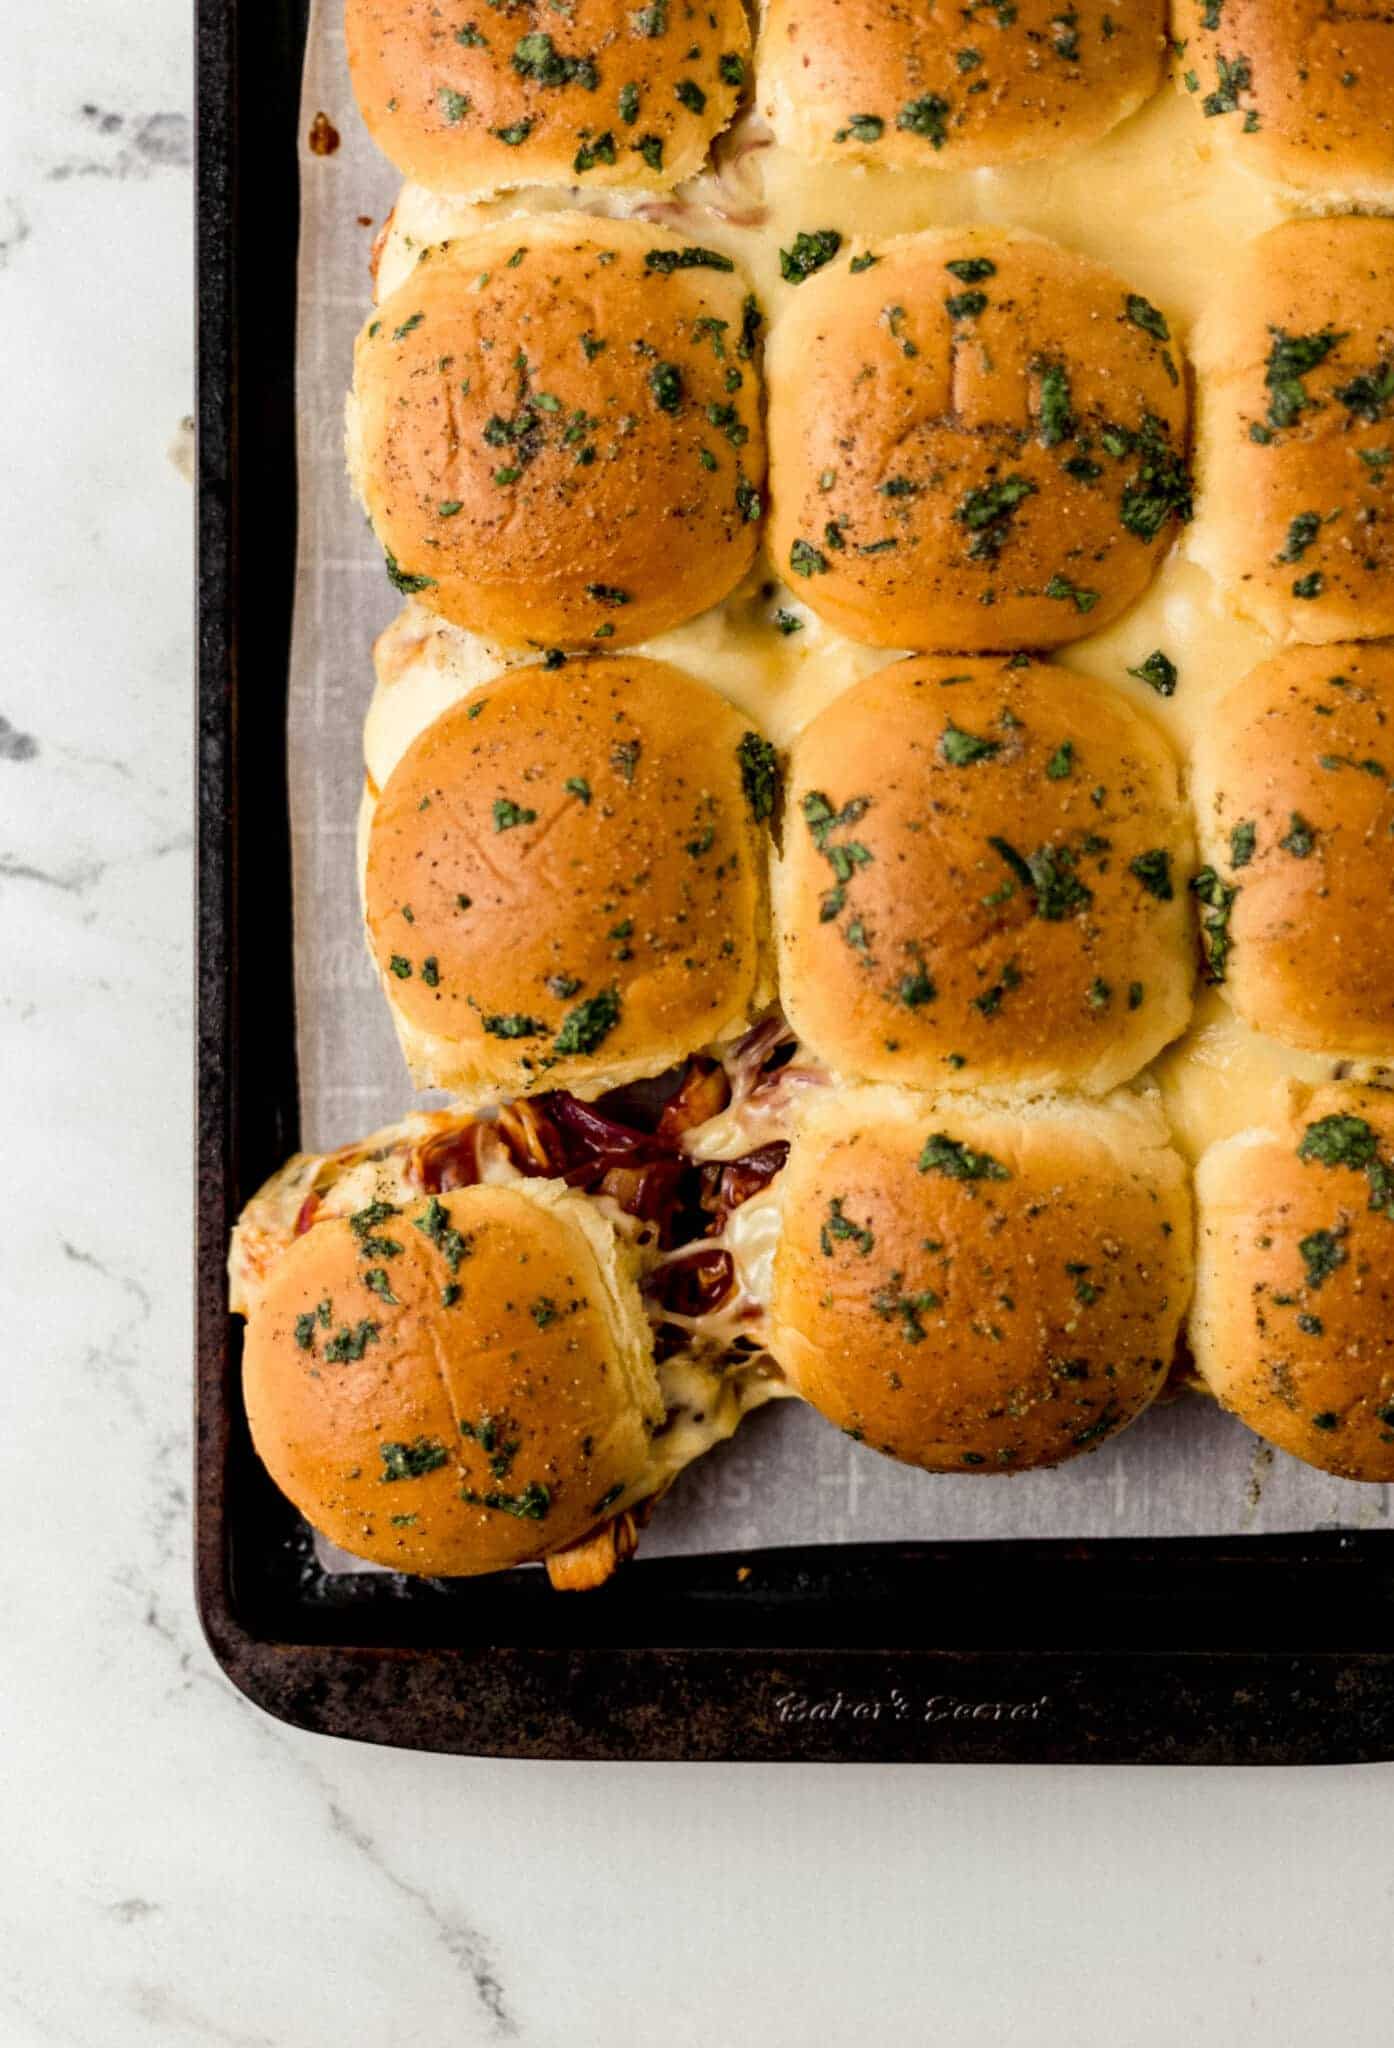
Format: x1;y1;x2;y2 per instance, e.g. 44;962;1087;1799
287;0;1389;1553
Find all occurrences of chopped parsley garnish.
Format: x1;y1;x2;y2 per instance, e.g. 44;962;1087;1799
618;81;640;123
1125;294;1170;344
644;246;734;274
674;78;706;113
1119;416;1193;540
413;1196;472;1274
564;776;592;804
554;987;621;1055
940;721;1001;767
1129;848;1174;900
946;290;989;321
1128;649;1177;695
363;1268;399;1305
1335;359;1394;424
1036;362;1074;447
955;474;1036;559
1229;821;1256;869
773;609;803;634
380;1437;448;1482
1264;327;1346;431
574;132;617;173
897;93;950;146
972;961;1021;1017
493;797;536;831
350;1201;399;1243
1277;511;1322;563
439;88;470;124
1045;741;1074;781
790;538;828;577
871;1276;940;1343
324;1320;380;1364
737;732;779;823
918;1134;1010;1182
511;32;598;88
898;966;937;1009
945;258;996;283
1279;811;1316;858
1044;573;1099;612
820;1197;875;1257
1202;51;1252;118
779;229;843;284
1299;1226;1348;1291
988;837;1092;921
483;1012;545;1038
836;113;884;143
1295;1117;1394;1223
461;1481;551;1519
492;118;535;146
586;582;631;607
649;360;684;412
385;554;437;595
1191;866;1237;981
1292;571;1324;601
719;52;745;86
389;956;412;979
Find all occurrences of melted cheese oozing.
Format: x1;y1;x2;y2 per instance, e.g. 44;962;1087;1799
366;92;1374;1164
229;1105;790;1533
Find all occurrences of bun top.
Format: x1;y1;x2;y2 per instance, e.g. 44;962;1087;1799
1190;215;1394;645
348;215;765;649
1192;1082;1394;1482
766;228;1190;651
768;1085;1193;1473
1190;642;1394;1056
363;654;774;1100
760;0;1165;171
241;1179;662;1574
1173;0;1394;201
345;0;750;198
775;654;1194;1095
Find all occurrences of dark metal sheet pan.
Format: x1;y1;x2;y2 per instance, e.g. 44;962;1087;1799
195;0;1394;1762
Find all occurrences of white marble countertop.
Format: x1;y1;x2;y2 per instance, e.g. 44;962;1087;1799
2;6;1393;2044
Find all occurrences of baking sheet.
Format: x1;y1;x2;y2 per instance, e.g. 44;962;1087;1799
287;0;1389;1553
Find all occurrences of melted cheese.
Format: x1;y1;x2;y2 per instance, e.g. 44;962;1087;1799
362;90;1377;1167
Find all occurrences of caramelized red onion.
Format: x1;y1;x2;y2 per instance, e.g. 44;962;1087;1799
401;1037;802;1324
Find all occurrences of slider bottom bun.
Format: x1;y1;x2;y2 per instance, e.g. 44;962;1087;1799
768;1086;1193;1473
1192;1084;1394;1482
241;1178;663;1577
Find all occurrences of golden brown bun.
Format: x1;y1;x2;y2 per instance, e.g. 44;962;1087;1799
363;654;773;1098
775;654;1194;1093
348;215;765;648
242;1180;663;1573
1190;216;1394;645
768;1086;1192;1472
766;227;1190;651
1173;0;1394;203
1192;1082;1394;1480
1190;643;1394;1056
346;0;749;197
760;0;1165;170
